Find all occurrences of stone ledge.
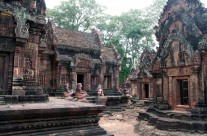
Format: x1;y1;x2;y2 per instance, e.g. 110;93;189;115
0;98;108;136
147;108;207;121
138;110;207;132
3;94;49;104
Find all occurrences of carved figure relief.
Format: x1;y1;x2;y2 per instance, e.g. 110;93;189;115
171;41;179;66
23;56;34;79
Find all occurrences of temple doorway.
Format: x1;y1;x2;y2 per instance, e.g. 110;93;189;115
77;74;84;90
104;75;111;89
144;84;149;98
179;80;189;105
0;55;6;92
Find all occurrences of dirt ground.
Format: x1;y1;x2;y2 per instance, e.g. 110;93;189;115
99;108;207;136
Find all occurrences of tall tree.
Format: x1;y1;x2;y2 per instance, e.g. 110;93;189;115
96;0;166;83
47;0;105;31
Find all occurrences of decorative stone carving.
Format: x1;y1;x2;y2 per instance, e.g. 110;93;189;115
96;84;104;96
167;67;192;76
75;83;88;102
160;33;195;68
63;83;74;100
13;7;29;39
139;49;156;77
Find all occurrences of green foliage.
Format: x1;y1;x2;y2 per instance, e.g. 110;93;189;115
47;0;105;31
119;56;132;83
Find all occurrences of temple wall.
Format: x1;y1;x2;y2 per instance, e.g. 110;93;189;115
0;13;15;95
164;66;200;110
39;55;53;89
130;80;137;96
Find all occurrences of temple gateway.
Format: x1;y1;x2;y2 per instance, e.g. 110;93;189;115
40;21;121;95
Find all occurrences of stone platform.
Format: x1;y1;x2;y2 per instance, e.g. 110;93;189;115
0;97;110;136
87;96;127;112
138;108;207;132
2;94;49;104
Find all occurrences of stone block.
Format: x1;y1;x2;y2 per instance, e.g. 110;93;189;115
0;98;108;136
12;87;25;96
96;96;107;105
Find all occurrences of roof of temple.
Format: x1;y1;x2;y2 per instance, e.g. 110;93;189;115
51;23;101;50
154;0;207;62
101;46;118;63
128;68;138;80
138;49;156;78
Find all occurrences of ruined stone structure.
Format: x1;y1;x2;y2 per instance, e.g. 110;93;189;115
125;69;138;97
139;0;207;132
0;1;113;135
0;0;48;101
134;49;156;100
126;49;156;98
39;21;121;96
0;0;120;98
152;0;207;111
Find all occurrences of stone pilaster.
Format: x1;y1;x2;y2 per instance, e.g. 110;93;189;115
71;71;77;91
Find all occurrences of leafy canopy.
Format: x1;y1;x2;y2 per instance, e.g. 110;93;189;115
47;0;105;31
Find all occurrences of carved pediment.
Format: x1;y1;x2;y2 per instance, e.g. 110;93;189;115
139;49;156;77
152;59;160;71
75;54;93;69
76;59;91;68
160;33;194;68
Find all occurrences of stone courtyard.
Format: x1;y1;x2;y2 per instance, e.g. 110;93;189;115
100;107;207;136
1;97;206;136
1;0;207;135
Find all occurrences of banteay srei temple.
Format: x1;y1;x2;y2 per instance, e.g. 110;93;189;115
1;0;207;135
137;0;207;133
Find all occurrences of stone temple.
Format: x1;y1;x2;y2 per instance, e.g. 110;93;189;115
0;0;121;135
138;0;207;132
2;0;207;135
0;0;120;98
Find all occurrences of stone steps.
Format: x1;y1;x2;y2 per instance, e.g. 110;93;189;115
138;110;207;132
86;96;97;103
147;108;207;121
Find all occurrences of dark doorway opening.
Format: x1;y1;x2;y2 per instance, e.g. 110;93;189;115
104;75;111;89
144;84;149;98
179;80;189;105
0;55;6;91
77;74;84;89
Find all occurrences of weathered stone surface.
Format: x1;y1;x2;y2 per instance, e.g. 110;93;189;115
134;0;207;114
138;109;207;132
0;97;109;136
